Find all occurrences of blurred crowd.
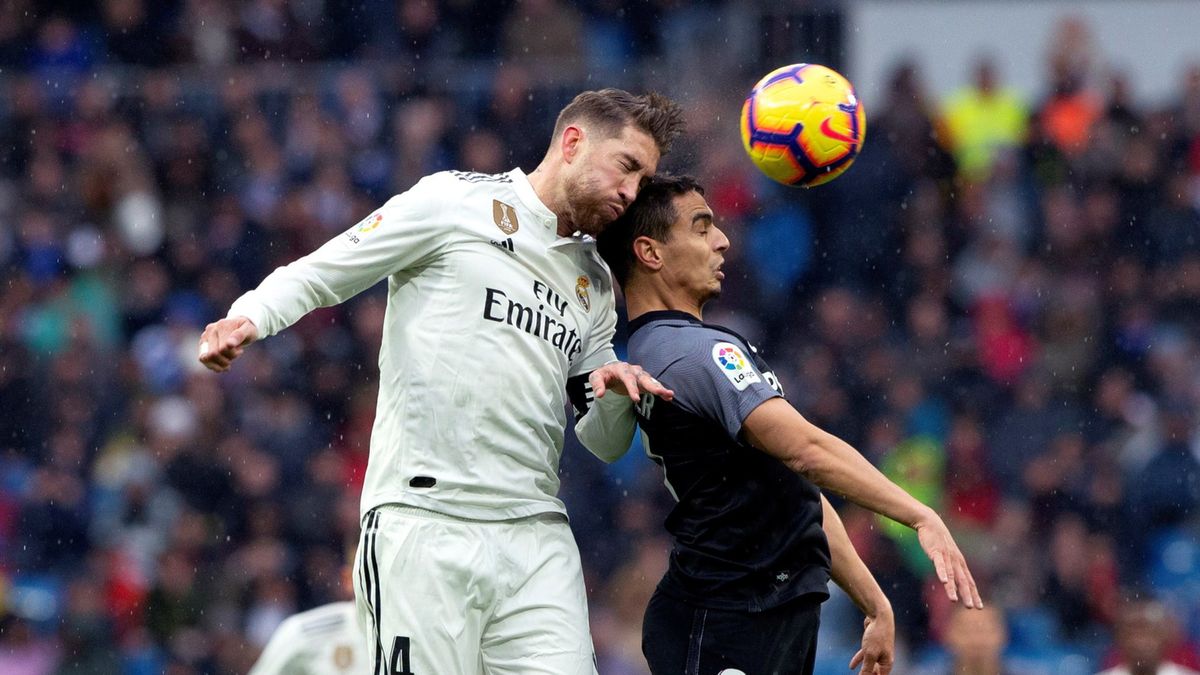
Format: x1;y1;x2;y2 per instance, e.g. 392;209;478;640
0;2;1199;674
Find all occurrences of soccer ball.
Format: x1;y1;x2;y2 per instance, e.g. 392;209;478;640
740;63;866;188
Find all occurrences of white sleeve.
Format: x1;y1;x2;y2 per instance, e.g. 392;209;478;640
228;174;448;337
247;616;305;675
575;387;637;463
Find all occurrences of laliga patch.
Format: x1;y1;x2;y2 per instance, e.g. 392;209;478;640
344;211;383;244
712;342;760;391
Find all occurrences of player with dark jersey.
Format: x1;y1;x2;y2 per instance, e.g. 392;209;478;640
586;174;983;675
631;311;834;673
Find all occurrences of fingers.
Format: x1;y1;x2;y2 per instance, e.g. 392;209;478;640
593;362;672;403
931;549;958;603
225;325;250;350
955;555;983;609
850;649;885;674
640;373;674;401
619;369;641;403
625;366;673;401
198;319;252;373
588;370;607;399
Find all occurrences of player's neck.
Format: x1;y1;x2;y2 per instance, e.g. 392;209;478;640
625;280;703;323
526;161;576;237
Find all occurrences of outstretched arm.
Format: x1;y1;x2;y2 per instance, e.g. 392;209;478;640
572;363;673;463
822;495;894;675
198;174;450;373
743;398;982;609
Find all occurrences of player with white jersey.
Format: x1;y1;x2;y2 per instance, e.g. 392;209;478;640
249;601;366;675
198;89;684;675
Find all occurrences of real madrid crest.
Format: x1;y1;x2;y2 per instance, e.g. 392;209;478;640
575;275;591;312
492;200;519;235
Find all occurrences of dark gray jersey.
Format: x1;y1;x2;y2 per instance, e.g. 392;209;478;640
628;310;830;612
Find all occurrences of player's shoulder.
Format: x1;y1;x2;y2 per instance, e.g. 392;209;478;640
444;169;517;186
283;601;357;638
396;169;516;198
629;314;731;368
633;314;735;347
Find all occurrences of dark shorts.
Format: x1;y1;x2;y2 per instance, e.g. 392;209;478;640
641;590;822;675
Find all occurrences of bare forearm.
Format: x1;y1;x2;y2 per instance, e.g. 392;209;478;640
744;398;982;608
795;427;935;529
822;496;891;620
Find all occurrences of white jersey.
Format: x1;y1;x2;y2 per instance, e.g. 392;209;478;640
249;601;366;675
229;169;617;520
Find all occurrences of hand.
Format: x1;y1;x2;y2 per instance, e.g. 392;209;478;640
915;512;983;609
588;361;674;404
198;316;259;372
849;611;894;675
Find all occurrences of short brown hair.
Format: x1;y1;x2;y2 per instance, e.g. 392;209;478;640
552;89;685;154
596;174;705;286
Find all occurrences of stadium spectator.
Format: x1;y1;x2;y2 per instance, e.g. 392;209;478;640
941;56;1029;180
940;605;1009;675
1097;600;1200;675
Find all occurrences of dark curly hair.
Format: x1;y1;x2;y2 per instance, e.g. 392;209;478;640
596;174;705;286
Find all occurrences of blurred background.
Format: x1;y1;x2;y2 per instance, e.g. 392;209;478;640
1;1;1199;673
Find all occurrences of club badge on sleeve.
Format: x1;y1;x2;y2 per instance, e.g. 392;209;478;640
712;342;760;391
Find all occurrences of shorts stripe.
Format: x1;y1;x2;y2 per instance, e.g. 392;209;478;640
369;511;384;675
360;510;383;675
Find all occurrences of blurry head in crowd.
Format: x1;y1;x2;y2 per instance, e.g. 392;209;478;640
944;605;1008;675
1110;599;1183;675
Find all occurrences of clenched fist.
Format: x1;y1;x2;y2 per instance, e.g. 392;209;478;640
198;316;259;372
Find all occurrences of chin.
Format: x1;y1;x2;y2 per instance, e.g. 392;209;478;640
579;214;610;236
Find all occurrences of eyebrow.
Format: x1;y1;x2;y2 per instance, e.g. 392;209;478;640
692;213;714;227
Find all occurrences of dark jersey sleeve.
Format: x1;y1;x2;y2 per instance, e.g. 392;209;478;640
653;334;781;440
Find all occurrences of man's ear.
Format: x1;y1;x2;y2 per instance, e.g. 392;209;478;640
561;125;584;163
633;235;664;272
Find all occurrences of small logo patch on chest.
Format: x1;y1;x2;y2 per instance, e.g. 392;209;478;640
493;200;520;234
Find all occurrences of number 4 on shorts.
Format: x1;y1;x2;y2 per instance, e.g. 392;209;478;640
389;636;414;675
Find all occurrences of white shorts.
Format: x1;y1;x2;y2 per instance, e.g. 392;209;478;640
353;505;597;675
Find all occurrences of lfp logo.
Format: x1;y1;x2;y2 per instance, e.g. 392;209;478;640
356;212;383;233
712;342;760;391
716;345;746;371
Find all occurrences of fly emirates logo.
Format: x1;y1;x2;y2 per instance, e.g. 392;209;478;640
482;279;583;361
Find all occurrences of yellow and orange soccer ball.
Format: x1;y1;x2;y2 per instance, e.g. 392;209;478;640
740;63;866;188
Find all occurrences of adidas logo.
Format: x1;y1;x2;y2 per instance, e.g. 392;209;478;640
489;237;515;253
